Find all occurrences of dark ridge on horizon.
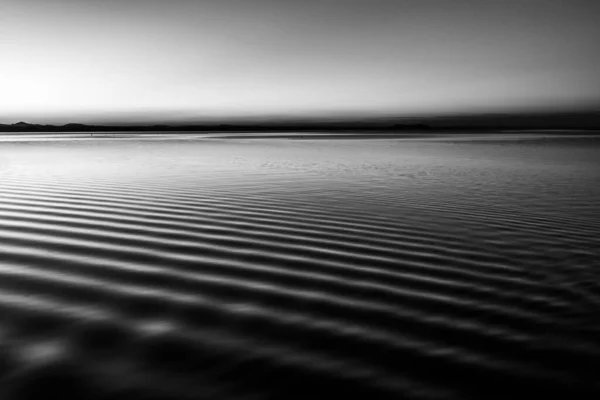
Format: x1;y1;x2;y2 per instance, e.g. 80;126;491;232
2;115;600;134
3;110;600;133
0;121;433;133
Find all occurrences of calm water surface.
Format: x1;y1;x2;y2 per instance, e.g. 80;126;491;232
0;133;599;399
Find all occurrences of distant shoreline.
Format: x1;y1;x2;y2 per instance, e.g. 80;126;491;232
0;122;434;134
2;121;600;134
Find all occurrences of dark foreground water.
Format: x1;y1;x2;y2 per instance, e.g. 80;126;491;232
0;133;599;400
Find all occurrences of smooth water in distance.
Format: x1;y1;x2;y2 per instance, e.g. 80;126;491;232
0;133;599;399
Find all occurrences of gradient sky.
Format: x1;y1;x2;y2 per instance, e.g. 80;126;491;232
1;0;599;124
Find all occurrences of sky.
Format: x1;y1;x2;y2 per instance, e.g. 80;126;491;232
1;0;599;125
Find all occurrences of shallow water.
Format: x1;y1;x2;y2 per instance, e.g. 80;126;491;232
0;134;599;399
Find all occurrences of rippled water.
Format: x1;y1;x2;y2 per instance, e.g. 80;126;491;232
0;133;599;399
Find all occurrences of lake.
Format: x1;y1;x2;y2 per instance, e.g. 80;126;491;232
0;132;599;399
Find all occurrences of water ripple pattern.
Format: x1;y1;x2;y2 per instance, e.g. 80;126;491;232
0;134;599;400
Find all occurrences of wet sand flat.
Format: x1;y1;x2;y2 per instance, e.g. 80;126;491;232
0;133;599;399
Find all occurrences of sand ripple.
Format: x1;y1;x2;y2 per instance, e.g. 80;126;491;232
0;135;599;399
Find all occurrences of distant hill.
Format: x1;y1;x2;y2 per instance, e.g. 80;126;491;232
0;122;433;133
2;110;600;133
